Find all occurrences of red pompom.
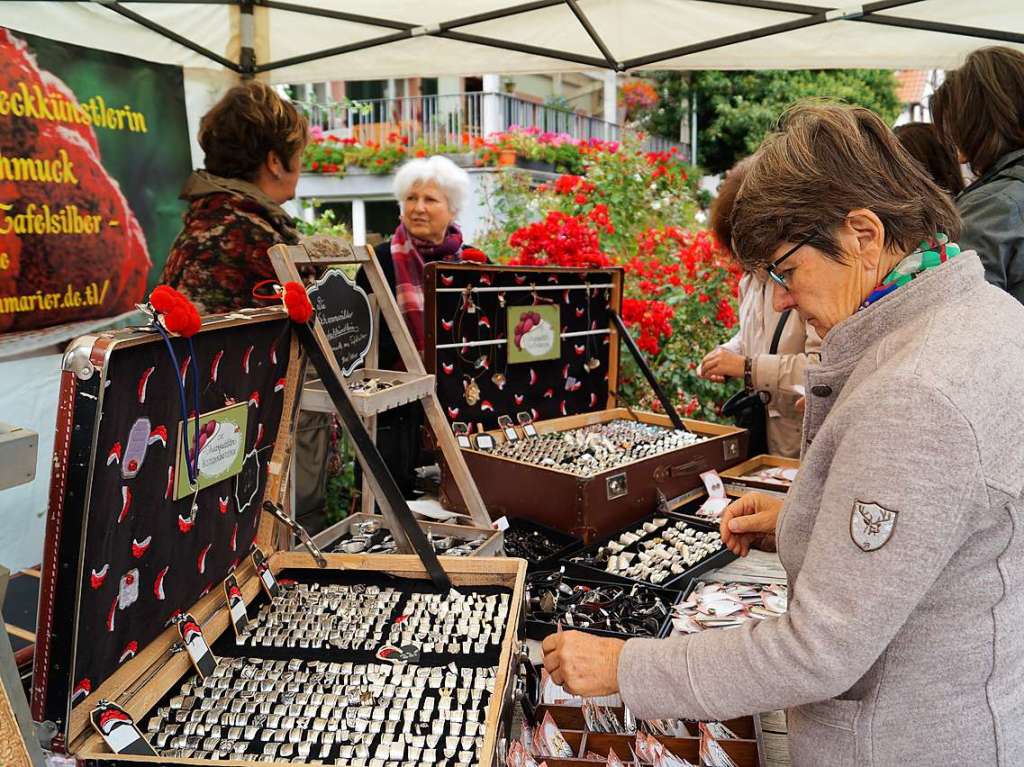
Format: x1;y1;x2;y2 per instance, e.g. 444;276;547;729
460;247;488;264
149;284;201;337
149;285;180;314
282;281;313;324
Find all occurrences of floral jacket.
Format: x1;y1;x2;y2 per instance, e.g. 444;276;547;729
161;171;300;314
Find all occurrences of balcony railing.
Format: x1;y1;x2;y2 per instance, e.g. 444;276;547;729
294;91;688;161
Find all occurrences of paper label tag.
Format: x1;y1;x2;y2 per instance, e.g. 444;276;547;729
251;547;280;599
177;613;217;680
492;516;510;532
223;575;248;638
475;434;495;451
457;435;472;449
701;470;726;499
504;427;519;441
90;701;157;756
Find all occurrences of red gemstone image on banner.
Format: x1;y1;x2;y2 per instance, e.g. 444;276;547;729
0;26;191;336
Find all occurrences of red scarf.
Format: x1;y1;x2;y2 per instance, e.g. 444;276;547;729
390;222;485;353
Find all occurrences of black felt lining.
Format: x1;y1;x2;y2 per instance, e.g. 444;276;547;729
70;320;293;713
429;267;617;431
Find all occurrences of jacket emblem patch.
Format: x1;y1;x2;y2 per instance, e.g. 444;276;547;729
850;501;898;552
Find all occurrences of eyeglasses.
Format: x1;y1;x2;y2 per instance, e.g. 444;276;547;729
766;235;814;291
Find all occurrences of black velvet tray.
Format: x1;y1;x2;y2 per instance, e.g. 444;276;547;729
563;499;735;592
504;517;584;572
135;570;513;766
524;571;676;642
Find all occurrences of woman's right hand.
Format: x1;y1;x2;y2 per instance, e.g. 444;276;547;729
720;493;785;556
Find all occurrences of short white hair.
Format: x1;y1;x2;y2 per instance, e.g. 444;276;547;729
393;155;471;218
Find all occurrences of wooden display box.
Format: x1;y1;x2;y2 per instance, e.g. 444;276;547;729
424;264;747;542
26;308;526;766
720;454;800;494
317;511;503;557
536;704;766;766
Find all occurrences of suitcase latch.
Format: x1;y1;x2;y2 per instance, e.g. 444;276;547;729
723;437;741;461
606;472;628;500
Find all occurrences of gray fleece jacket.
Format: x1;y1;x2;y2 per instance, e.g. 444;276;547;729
618;252;1024;766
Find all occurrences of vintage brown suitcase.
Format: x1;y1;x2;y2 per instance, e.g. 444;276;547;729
29;306;526;766
423;263;748;542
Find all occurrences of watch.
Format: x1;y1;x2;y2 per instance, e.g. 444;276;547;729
743;356;754;393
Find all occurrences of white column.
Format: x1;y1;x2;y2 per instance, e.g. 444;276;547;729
352;199;367;247
602;71;618;140
482;74;502;139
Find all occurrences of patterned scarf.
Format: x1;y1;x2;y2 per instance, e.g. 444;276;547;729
391;222;465;353
861;233;960;309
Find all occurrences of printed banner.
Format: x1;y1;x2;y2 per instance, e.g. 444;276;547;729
0;27;192;334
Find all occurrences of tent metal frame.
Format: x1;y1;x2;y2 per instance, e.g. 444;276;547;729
44;0;1024;75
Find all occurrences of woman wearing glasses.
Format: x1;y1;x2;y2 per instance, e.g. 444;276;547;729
699;158;820;458
543;102;1024;766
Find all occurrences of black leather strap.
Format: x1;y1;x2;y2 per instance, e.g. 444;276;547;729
293;322;452;591
769;309;792;355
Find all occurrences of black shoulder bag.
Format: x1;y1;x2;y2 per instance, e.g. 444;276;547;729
720;309;791;456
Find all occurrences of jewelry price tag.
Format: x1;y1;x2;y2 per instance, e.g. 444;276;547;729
452;421;472;449
698;470;731;520
223;574;248;639
474;433;495;451
251;546;280;599
517;411;537;437
498;414;519;442
90;701;157;756
176;613;217;680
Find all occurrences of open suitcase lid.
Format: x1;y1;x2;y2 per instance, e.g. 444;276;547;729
32;307;299;745
423;263;624;433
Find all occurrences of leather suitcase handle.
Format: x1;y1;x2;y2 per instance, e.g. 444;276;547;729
653;459;705;482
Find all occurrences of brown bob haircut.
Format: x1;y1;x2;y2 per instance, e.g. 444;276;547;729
709;156;752;254
730;101;960;273
894;122;964;196
932;46;1024;176
199;81;308;182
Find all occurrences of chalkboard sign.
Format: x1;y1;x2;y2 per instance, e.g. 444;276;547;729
307;268;373;376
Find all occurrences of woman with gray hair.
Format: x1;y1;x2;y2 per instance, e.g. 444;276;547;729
357;154;487;497
543;101;1024;765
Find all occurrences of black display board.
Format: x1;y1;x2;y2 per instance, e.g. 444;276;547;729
306;268;373;376
53;319;291;716
425;265;620;432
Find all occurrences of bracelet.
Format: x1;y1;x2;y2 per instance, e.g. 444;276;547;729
744;356;754;393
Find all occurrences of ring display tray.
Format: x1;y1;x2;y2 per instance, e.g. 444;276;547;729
719;454;799;494
303;368;436;418
423;263;748;543
322;512;503;558
26;307;526;766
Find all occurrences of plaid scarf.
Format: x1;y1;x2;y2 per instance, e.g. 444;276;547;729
391;222;465;353
861;233;960;309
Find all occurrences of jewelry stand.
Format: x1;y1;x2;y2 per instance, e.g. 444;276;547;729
268;237;493;556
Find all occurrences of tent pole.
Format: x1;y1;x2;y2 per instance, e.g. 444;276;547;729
240;0;255;78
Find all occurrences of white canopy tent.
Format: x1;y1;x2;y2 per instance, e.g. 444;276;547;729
1;0;1022;84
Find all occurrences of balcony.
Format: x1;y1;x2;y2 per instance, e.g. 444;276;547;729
293;91;688;160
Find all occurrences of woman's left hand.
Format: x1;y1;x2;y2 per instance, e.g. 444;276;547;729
541;630;625;697
701;348;745;381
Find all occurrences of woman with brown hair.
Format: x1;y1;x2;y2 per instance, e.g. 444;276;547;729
699;158;819;457
161;81;309;313
894;121;964;195
932;46;1024;303
543;101;1024;766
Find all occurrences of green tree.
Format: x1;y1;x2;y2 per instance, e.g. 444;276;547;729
647;70;901;174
